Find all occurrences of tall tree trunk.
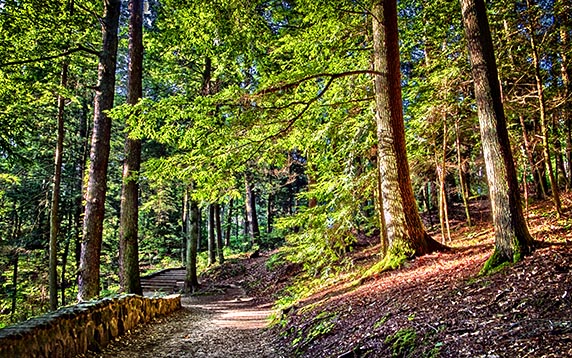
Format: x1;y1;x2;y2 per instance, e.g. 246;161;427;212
460;0;534;271
244;172;260;247
119;0;143;295
307;172;317;209
215;203;224;264
437;117;451;243
266;193;273;234
371;0;444;267
181;187;189;264
61;211;72;306
455;119;472;226
526;0;562;216
519;114;546;199
208;204;216;265
75;97;89;284
553;113;567;186
224;198;233;246
197;207;202;251
559;4;572;187
78;0;121;301
10;252;18;321
49;60;68;311
184;187;199;293
374;150;388;255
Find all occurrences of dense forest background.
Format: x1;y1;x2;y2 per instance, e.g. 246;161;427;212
0;0;570;328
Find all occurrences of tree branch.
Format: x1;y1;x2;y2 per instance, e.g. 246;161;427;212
256;70;382;96
240;75;338;165
0;45;100;68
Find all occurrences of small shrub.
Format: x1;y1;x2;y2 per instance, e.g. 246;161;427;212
385;327;417;357
266;251;287;271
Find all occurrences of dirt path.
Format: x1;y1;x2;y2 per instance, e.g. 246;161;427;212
84;286;281;358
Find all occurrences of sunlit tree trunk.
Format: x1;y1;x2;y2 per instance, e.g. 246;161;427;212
74;98;89;285
371;0;444;267
455;119;472;226
460;0;534;271
119;0;143;295
553;114;567;186
437;117;451;243
245;172;260;247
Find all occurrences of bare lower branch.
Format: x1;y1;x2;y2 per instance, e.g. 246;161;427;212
0;46;100;68
257;70;382;95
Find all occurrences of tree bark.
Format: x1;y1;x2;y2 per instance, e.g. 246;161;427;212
184;187;199;293
460;0;534;270
244;172;260;247
78;0;121;301
455;119;472;226
371;0;444;266
119;0;143;295
208;204;216;265
215;203;224;264
61;212;72;306
10;252;18;321
526;0;562;216
74;97;90;288
181;187;189;264
224;198;233;246
49;60;68;311
437;117;451;243
559;1;572;186
266;193;273;234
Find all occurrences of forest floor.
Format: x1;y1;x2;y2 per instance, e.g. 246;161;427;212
83;279;279;357
86;195;572;357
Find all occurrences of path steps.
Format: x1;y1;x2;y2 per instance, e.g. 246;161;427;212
140;268;186;294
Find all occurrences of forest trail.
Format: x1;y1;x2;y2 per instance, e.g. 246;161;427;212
84;285;280;358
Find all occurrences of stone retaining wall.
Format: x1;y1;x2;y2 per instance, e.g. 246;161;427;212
0;294;181;358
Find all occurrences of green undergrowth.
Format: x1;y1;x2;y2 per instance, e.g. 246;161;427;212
361;242;414;279
385;328;417;357
383;326;443;358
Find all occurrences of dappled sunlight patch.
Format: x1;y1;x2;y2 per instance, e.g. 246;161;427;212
275;196;572;357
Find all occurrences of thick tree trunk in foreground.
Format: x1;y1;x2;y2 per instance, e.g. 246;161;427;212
119;0;143;295
371;0;444;268
460;0;534;271
78;0;121;301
